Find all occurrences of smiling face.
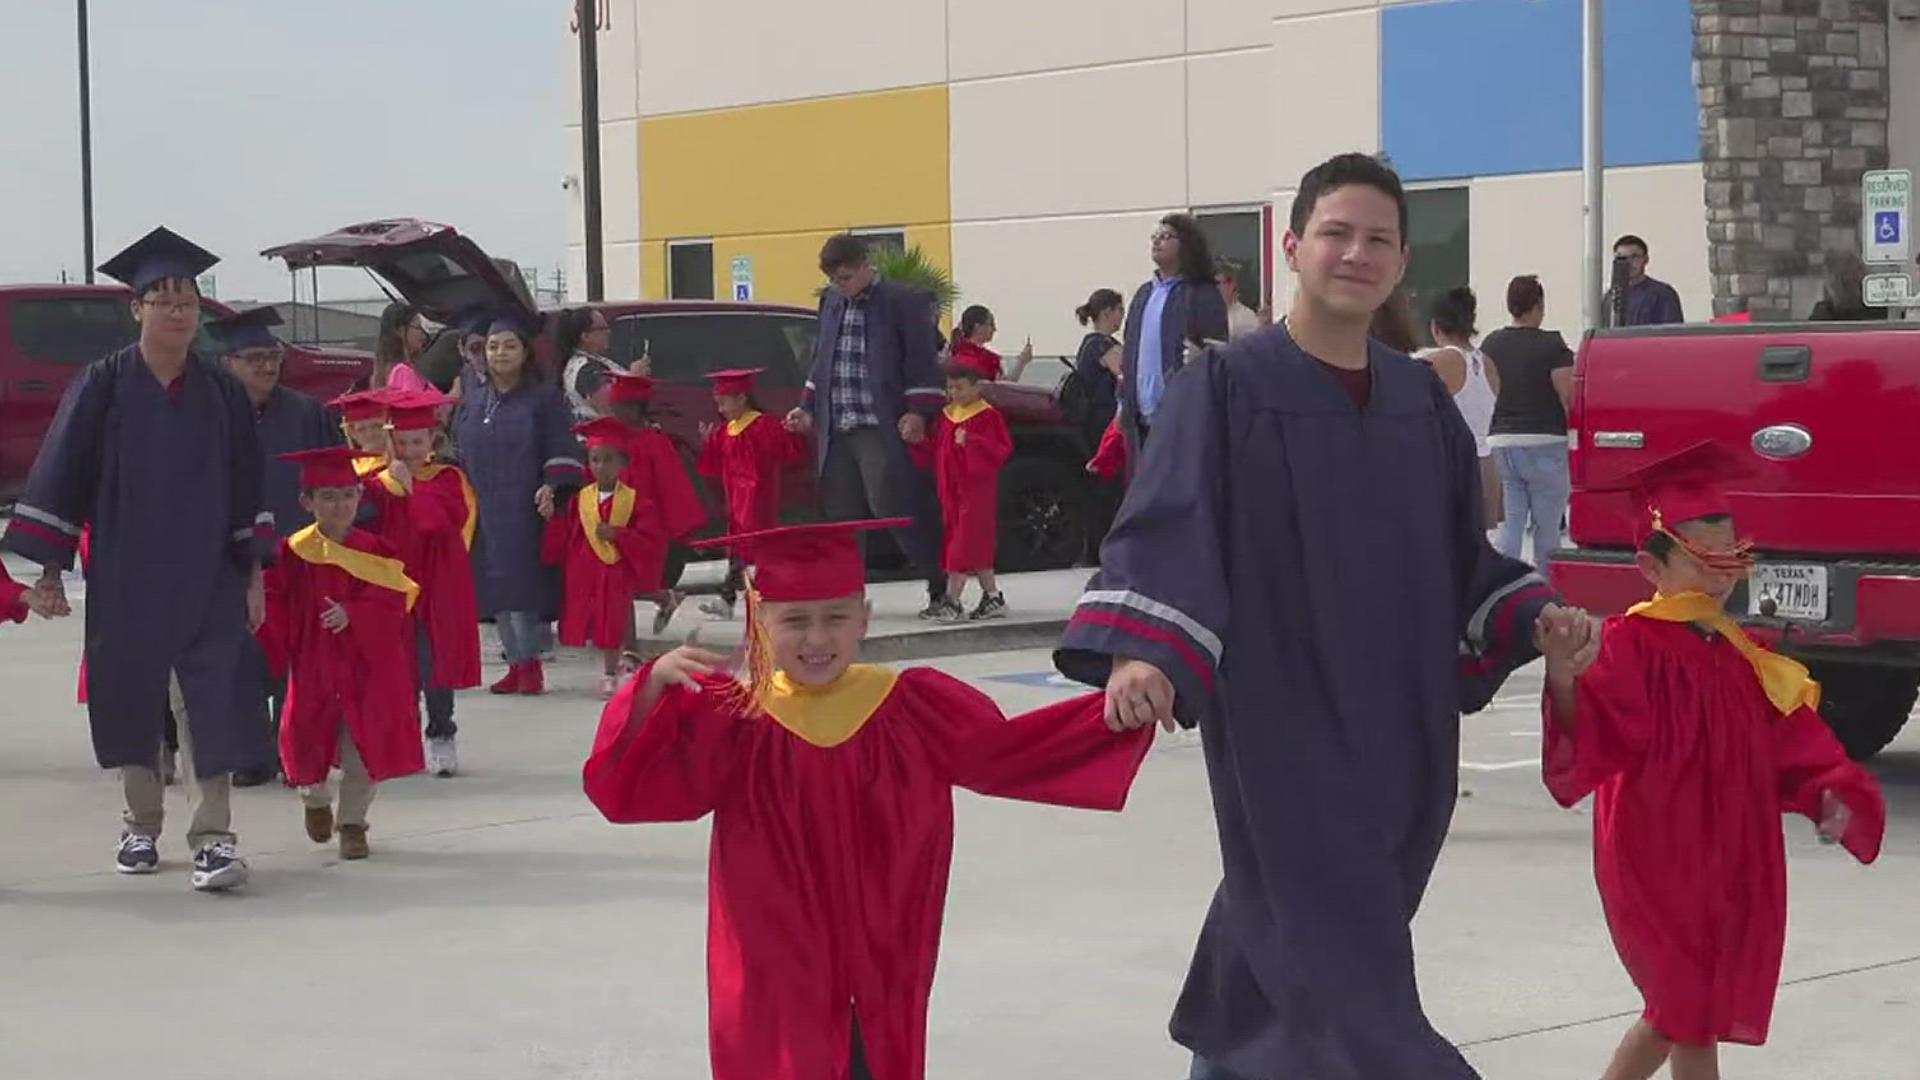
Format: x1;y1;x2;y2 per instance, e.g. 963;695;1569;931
1282;183;1409;323
760;594;869;687
300;485;362;540
226;346;284;400
390;427;434;470
486;331;528;384
1636;516;1746;605
344;418;389;455
131;279;201;353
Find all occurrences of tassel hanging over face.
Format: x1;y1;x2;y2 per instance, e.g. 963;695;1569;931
721;569;778;715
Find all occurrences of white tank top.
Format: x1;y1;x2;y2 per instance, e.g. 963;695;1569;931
1419;345;1497;458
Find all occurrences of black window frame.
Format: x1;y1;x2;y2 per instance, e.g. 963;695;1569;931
610;311;818;389
667;240;716;301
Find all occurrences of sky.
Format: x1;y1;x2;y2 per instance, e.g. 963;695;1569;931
0;0;567;304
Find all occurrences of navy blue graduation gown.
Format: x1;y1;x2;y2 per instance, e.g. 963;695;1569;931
451;374;584;617
254;384;341;545
3;347;270;777
1055;326;1555;1079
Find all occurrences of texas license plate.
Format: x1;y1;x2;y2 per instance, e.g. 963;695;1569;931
1749;564;1830;622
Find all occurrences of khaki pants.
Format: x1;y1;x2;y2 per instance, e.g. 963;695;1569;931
122;674;234;852
299;722;376;830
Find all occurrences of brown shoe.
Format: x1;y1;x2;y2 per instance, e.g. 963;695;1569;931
338;825;369;861
304;805;335;844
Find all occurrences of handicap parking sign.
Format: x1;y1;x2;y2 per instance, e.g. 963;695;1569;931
1876;211;1901;245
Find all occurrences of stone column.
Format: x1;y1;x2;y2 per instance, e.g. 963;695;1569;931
1693;0;1891;319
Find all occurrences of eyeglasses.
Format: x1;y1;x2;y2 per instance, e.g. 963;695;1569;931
234;349;284;366
1150;230;1178;243
139;298;199;317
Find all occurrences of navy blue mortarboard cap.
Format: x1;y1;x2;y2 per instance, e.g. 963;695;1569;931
208;307;284;353
98;226;219;295
486;310;538;338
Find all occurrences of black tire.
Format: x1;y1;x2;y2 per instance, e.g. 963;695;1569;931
997;457;1090;572
1806;661;1919;761
663;543;691;590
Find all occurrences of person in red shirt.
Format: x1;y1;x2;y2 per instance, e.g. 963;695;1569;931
1540;441;1884;1080
696;367;806;619
269;447;424;861
543;419;658;699
362;389;481;777
921;359;1012;623
583;518;1153;1080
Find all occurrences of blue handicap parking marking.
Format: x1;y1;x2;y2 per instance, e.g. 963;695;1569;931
1876;210;1901;244
982;671;1079;689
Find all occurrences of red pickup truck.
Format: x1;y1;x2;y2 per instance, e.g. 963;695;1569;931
1550;321;1920;758
0;284;370;500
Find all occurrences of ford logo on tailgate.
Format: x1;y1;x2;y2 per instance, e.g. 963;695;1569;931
1752;424;1813;460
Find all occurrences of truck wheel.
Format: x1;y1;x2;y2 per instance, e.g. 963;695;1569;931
997;458;1089;573
1806;662;1919;761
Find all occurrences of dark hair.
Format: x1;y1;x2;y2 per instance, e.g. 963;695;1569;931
1289;153;1409;243
1075;288;1124;325
1428;286;1477;338
1369;290;1420;353
1158;213;1216;283
943;362;983;383
1643;514;1731;560
1613;234;1649;257
957;304;993;341
140;276;201;301
375;302;418;369
1506;274;1545;318
1215;258;1243;282
553;307;603;360
484;325;543;383
818;234;871;274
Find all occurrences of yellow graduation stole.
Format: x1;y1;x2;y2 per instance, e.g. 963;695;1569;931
578;483;637;565
1627;591;1821;716
760;665;899;748
286;525;419;612
943;399;992;425
726;410;763;437
352;455;386;478
377;462;479;550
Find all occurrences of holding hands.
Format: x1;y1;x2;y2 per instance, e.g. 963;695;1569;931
1536;604;1601;687
535;484;557;521
784;407;813;435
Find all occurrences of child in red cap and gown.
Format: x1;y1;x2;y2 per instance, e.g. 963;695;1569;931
696;367;805;619
543;418;661;698
602;371;706;631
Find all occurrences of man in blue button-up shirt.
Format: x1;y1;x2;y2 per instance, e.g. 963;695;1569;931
1119;214;1231;465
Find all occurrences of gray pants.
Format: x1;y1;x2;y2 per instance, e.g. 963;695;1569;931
121;674;234;851
820;426;943;590
298;721;376;830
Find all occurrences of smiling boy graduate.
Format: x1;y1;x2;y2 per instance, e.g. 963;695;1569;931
1540;440;1885;1080
582;518;1154;1080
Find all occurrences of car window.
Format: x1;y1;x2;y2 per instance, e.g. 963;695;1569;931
8;298;138;366
610;313;815;389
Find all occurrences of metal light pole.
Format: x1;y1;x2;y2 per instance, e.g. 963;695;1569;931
576;0;605;301
1581;0;1605;331
77;0;96;283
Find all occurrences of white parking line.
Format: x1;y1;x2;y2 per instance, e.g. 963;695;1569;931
1460;758;1541;772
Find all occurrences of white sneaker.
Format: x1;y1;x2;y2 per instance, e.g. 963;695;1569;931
1166;728;1203;750
426;736;458;778
699;597;735;620
597;674;619;700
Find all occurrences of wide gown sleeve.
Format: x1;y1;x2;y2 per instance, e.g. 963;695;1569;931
1773;704;1886;864
1541;620;1654;807
583;669;745;823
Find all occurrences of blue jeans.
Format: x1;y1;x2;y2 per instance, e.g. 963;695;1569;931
1493;442;1570;569
495;610;545;665
416;626;456;739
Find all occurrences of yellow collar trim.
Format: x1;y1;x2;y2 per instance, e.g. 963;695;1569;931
943;399;992;424
286;525;418;611
1628;591;1820;716
726;410;763;437
761;665;899;748
579;483;637;564
352;455;386;477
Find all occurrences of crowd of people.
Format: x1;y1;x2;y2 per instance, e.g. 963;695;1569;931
0;153;1894;1080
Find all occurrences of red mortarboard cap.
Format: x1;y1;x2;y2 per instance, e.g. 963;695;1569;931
1593;440;1755;546
691;519;910;602
574;417;634;452
944;355;990;380
280;446;384;490
706;368;764;397
606;371;655;405
384;388;455;432
330;391;389;424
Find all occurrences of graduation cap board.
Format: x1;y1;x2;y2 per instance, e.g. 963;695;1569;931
99;227;219;296
330;391;389;424
280;446;385;490
706;368;764;398
1594;440;1757;570
383;389;454;432
606;371;655;405
208;307;283;353
574;417;633;453
690;518;911;603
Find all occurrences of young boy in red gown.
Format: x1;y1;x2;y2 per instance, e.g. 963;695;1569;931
602;371;705;631
696;367;805;619
362;389;480;777
330;391;391;475
1540;441;1885;1080
583;519;1154;1080
270;447;424;861
543;419;658;699
921;359;1012;623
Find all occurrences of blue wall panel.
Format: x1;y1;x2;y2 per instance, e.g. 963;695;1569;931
1380;0;1699;182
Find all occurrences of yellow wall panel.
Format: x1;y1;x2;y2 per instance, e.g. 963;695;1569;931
701;224;954;315
640;241;666;300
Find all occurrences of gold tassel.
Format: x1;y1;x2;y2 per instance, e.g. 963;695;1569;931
722;569;778;715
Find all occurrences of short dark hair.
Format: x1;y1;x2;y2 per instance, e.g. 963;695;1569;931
1289;153;1409;244
943;362;983;382
818;234;871;274
1506;274;1545;318
140;276;201;301
1613;234;1649;257
1160;213;1216;283
1643;514;1732;561
1428;286;1477;338
1074;288;1124;326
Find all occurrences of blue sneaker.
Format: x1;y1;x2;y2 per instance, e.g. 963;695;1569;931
190;841;249;892
115;832;159;874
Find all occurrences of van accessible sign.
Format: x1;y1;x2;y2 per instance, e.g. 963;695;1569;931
1862;169;1912;265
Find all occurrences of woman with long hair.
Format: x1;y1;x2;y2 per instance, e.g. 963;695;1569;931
947;304;1034;382
369;302;432;392
1117;213;1229;456
557;307;623;422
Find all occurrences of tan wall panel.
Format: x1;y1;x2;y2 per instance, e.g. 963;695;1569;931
1604;164;1711;324
564;120;643;250
564;1;640;125
949;0;1180;80
1188;0;1283;51
1188;50;1274;208
635;0;946;116
1271;0;1383;16
950;61;1186;222
565;241;646;302
949;212;1170;359
1271;10;1380;189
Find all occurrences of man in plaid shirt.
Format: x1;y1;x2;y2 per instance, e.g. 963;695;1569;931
787;234;950;615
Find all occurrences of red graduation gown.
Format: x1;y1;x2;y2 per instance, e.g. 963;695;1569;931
696;411;805;535
1;567;27;624
932;402;1011;574
618;426;707;591
363;463;483;689
541;485;648;649
583;664;1153;1080
270;526;425;787
1087;416;1128;481
1543;615;1886;1046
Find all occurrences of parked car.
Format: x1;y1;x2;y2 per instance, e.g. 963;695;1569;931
0;284;369;501
263;218;1103;578
1550;319;1920;759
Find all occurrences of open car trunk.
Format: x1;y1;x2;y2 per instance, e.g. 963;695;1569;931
261;218;536;327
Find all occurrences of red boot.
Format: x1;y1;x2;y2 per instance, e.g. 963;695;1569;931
488;664;523;695
517;659;546;696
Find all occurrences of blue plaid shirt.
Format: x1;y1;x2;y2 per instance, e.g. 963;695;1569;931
830;289;880;432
